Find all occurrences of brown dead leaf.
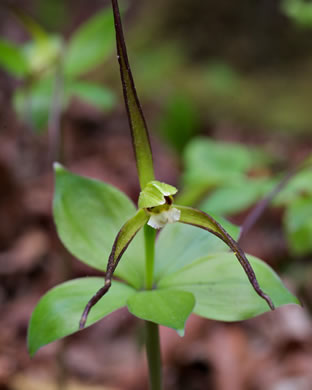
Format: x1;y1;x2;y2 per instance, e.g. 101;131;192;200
10;374;119;390
0;229;49;275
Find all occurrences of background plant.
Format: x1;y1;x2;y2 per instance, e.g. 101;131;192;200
0;7;117;132
177;137;312;256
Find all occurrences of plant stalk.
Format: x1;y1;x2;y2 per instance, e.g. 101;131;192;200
144;224;162;390
144;224;156;290
48;51;65;166
145;321;162;390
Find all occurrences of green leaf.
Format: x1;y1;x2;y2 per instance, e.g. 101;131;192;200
13;77;54;132
112;0;155;189
200;178;273;216
284;196;312;255
64;8;115;76
138;180;178;209
158;253;299;321
127;289;195;330
274;168;312;206
182;138;270;188
53;164;145;288
154;217;239;282
28;277;136;356
0;39;29;77
66;81;116;111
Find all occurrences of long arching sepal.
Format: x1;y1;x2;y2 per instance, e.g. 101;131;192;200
111;0;155;189
175;205;275;311
79;209;148;328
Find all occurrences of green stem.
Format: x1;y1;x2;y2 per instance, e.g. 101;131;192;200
143;224;162;390
144;224;156;290
145;321;162;390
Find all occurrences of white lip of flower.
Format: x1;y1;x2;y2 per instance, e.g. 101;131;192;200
147;207;181;229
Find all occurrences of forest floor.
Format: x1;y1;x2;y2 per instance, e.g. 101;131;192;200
0;94;312;390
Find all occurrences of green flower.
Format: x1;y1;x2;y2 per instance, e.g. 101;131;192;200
76;172;277;329
75;0;276;327
27;0;299;357
138;180;181;229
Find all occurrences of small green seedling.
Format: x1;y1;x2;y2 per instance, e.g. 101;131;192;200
28;1;299;389
0;7;117;131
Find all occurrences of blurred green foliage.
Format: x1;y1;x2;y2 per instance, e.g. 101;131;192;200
178;137;312;256
63;9;115;77
177;138;272;206
282;0;312;28
0;7;117;132
157;93;200;153
0;39;29;77
285;197;312;254
274;169;312;255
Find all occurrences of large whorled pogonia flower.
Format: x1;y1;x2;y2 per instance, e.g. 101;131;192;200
139;181;181;229
27;0;299;358
77;0;276;328
79;176;275;328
